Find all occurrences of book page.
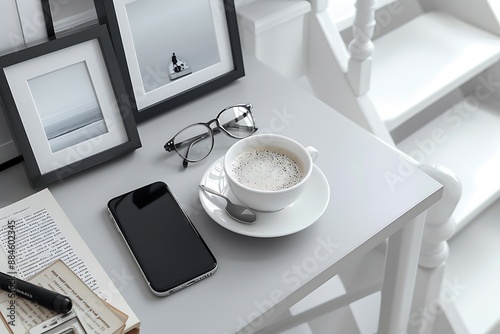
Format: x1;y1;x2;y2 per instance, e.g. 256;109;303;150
0;189;140;332
0;205;99;290
0;260;125;334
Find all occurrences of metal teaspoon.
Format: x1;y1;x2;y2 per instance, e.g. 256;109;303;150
199;185;257;224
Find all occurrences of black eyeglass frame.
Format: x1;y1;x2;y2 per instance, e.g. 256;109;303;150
164;103;257;167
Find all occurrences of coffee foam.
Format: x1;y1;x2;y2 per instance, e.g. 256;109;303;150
231;147;304;191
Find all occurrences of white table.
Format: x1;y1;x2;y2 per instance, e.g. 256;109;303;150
0;54;442;333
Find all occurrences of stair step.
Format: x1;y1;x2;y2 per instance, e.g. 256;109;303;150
369;11;500;132
445;198;500;334
397;96;500;232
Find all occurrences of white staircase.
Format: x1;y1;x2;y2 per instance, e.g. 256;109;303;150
304;0;500;333
238;0;500;333
368;11;500;131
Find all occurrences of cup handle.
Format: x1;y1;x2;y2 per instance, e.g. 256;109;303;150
306;146;319;162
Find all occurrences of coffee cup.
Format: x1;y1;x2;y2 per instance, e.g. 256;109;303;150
223;134;318;212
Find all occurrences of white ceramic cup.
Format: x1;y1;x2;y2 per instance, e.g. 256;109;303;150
223;134;318;212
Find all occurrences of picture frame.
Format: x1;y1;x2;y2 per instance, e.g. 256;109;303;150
41;0;56;40
93;0;245;123
41;0;100;39
0;24;141;188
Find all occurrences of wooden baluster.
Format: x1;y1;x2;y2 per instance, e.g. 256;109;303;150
409;164;462;334
347;0;376;95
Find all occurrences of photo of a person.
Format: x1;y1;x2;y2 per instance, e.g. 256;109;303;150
126;0;220;91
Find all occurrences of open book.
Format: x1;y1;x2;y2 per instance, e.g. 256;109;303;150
0;260;127;333
0;189;140;333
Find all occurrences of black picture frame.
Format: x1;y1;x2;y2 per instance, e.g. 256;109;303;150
0;24;141;188
41;0;56;40
93;0;245;123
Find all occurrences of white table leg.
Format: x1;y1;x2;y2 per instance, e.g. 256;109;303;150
379;212;427;333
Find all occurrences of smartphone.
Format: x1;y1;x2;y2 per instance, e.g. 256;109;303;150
107;181;217;296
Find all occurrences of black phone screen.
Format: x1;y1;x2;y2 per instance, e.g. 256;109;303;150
107;181;217;295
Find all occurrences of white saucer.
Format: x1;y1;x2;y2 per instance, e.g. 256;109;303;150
199;157;330;238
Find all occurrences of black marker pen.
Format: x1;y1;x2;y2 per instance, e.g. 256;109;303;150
0;272;72;314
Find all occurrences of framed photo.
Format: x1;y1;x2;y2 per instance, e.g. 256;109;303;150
0;24;141;188
94;0;245;122
41;0;99;39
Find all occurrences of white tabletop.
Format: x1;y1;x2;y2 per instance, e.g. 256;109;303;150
0;54;442;333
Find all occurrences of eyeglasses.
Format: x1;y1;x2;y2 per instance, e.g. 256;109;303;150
164;103;257;167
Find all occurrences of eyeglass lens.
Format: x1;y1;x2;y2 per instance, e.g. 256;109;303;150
218;105;256;138
173;123;214;162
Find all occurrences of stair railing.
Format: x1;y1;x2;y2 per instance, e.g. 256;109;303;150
409;164;462;334
306;2;464;332
347;0;376;95
344;3;464;333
